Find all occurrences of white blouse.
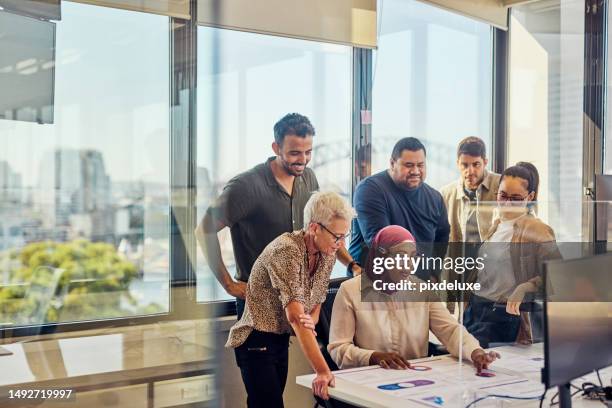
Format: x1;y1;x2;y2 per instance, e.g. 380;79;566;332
328;276;481;369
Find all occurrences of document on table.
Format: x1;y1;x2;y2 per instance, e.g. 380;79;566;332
489;354;544;375
334;357;543;403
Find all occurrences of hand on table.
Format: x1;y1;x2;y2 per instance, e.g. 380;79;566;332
369;351;411;369
471;349;501;373
312;370;335;400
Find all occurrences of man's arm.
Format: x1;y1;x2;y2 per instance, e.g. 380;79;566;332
434;196;451;258
194;208;246;299
354;180;390;247
336;247;362;275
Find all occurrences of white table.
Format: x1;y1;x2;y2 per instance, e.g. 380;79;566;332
297;344;611;407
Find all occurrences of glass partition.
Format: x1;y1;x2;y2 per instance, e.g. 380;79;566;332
371;0;493;189
195;27;353;303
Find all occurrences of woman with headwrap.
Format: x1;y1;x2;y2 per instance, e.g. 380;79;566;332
327;225;499;371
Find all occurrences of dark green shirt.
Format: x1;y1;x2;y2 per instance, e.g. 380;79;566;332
208;157;319;282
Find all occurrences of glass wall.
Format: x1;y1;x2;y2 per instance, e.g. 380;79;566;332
508;0;585;241
371;0;493;189
0;2;170;327
606;0;612;175
196;27;353;302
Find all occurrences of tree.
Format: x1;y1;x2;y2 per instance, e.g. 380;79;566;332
0;240;162;326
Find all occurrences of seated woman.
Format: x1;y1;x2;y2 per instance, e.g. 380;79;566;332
464;162;561;347
327;225;499;371
226;191;355;408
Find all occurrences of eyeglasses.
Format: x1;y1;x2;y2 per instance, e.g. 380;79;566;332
497;192;529;202
317;222;350;243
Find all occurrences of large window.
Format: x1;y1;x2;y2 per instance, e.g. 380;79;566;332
196;28;353;302
0;2;170;327
508;0;585;241
371;0;493;189
606;0;612;175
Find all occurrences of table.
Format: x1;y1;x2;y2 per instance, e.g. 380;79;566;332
297;344;611;407
0;323;215;407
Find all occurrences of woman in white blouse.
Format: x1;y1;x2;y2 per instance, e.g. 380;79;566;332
328;225;499;371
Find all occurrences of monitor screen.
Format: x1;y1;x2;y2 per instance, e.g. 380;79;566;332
543;253;612;388
0;10;56;124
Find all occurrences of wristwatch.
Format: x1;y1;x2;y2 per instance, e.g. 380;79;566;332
347;260;361;276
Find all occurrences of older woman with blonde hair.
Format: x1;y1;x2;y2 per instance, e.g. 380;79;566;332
227;191;355;408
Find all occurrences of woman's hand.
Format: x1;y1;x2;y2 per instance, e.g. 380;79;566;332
312;370;335;400
299;313;317;336
471;349;501;373
506;283;530;315
369;351;410;369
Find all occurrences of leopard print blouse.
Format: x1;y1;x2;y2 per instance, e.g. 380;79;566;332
226;230;335;348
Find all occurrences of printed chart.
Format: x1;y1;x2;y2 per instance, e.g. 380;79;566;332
334;355;544;407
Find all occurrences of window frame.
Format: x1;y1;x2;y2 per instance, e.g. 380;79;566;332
2;0;516;337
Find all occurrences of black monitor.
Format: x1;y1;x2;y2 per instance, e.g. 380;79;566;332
543;253;612;407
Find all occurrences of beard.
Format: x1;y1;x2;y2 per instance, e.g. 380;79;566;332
398;176;422;190
465;174;484;189
280;157;307;177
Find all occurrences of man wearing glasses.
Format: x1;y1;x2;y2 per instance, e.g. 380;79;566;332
348;137;450;280
195;113;319;319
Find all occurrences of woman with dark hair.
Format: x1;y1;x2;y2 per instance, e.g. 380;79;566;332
464;162;561;347
328;225;499;371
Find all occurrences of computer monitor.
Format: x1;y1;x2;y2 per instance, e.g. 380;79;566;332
543;253;612;407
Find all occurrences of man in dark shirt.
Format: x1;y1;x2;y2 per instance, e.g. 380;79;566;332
348;137;450;279
195;113;319;318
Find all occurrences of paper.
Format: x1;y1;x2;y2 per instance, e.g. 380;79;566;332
334;354;550;402
490;355;544;374
407;386;469;407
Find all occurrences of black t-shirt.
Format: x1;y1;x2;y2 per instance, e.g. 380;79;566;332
207;157;319;282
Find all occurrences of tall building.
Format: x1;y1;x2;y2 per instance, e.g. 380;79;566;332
0;160;22;205
37;149;114;242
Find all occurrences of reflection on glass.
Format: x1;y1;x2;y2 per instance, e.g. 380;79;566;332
0;2;171;327
59;334;123;376
196;28;352;302
606;2;612;175
371;0;492;189
508;1;585;241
